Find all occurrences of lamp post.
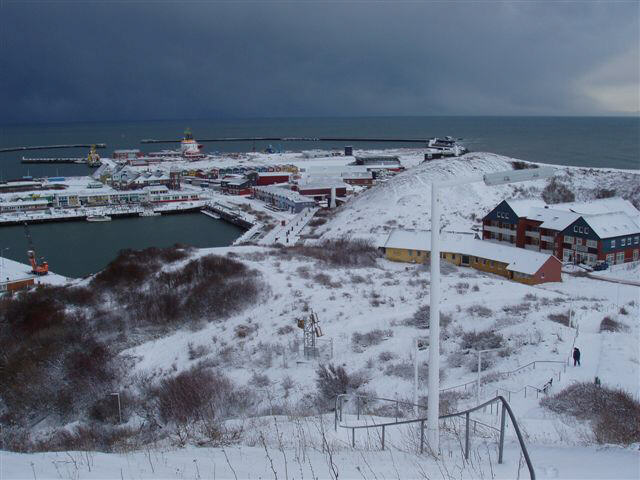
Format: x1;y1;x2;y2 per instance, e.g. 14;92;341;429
427;166;556;453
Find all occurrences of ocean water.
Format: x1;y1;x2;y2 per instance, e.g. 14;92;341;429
0;116;638;180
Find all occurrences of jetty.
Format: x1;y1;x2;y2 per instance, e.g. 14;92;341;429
22;157;86;164
141;137;430;144
0;143;106;153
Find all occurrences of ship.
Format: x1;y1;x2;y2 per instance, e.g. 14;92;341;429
86;214;112;222
180;128;205;159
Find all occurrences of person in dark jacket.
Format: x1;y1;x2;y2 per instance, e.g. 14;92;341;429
573;347;581;366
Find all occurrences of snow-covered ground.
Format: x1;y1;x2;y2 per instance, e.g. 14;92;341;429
2;150;639;479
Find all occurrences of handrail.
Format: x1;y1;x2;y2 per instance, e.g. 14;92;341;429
440;359;566;395
334;394;535;480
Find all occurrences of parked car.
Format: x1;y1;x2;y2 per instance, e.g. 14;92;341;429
593;261;609;271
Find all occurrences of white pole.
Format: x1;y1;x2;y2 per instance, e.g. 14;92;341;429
414;338;419;417
428;182;440;453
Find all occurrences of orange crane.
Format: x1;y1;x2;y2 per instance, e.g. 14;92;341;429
23;222;48;275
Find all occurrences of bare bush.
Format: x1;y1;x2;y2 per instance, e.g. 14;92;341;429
502;303;531;315
548;312;570;326
595;188;616;199
315;364;367;408
249;372;270;388
466;304;493;317
461;330;504;350
541;382;640;445
188;342;210;360
276;325;295;335
282;238;379;268
600;316;627;332
351;329;393;352
403;305;452;330
511;161;539;170
542;178;576;204
378;351;396;362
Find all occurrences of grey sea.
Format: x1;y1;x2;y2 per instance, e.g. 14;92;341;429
0;116;638;277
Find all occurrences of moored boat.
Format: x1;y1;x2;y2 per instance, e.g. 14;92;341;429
86;214;112;222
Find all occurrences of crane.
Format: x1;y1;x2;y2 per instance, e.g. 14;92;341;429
23;222;48;275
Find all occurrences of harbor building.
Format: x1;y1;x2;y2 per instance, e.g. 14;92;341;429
252;185;316;213
382;229;562;285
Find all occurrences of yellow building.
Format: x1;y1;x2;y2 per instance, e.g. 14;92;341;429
382;229;562;285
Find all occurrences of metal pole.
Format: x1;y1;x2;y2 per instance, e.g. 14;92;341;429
382;425;385;450
357;396;360;420
352;428;355;448
465;412;470;460
428;181;441;453
498;403;506;464
420;420;425;454
414;338;419;417
395;400;399;422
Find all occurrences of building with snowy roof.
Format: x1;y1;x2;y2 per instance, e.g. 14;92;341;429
253;185;316;213
482;197;640;266
382;229;561;285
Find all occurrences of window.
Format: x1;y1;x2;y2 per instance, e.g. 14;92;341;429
634;250;639;261
616;252;625;264
621;238;626;247
635;236;639;244
578;226;583;233
628;237;632;245
565;235;574;244
586;239;597;248
408;250;413;256
611;240;616;248
541;273;545;279
606;254;614;264
585;227;589;234
573;226;578;233
489;261;494;267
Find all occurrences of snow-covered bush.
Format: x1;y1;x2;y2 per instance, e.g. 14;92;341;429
466;304;493;317
548;312;570;326
541;382;640;445
403;305;452;330
351;329;393;352
461;330;504;350
542;178;576;204
600;316;627;332
315;364;367;408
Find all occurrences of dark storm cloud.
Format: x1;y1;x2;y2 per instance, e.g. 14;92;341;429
0;1;638;123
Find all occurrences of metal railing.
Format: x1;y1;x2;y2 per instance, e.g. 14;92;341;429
440;359;566;397
335;393;536;479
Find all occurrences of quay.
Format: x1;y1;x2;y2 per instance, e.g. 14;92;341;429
203;202;254;229
22;157;86;164
141;136;431;144
0;143;106;153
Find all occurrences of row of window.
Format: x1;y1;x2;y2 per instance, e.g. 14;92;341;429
605;250;640;264
496;211;511;220
611;236;640;248
572;225;590;234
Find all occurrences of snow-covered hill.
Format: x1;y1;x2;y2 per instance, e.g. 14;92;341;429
314;152;640;243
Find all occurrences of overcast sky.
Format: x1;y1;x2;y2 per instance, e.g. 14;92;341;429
1;1;638;123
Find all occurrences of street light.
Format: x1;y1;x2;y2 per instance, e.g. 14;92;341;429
427;166;555;452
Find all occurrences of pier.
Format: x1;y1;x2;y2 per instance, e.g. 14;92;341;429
0;143;106;153
141;137;430;144
21;157;86;164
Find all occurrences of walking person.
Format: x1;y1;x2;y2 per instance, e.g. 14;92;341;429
573;347;581;366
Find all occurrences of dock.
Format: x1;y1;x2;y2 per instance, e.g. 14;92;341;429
21;157;86;164
0;143;106;153
141;137;430;144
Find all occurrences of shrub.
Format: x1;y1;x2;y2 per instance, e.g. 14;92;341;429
542;178;575;204
511;161;539;170
466;304;493;317
285;238;379;268
277;325;295;335
315;364;366;406
467;355;494;372
502;303;531;315
249;372;270;388
461;330;504;350
378;351;396;362
351;329;393;351
595;188;616;199
404;305;452;330
540;382;640;445
600;316;626;332
548;312;570;326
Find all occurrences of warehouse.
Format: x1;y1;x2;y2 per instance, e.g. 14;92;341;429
253;185;316;213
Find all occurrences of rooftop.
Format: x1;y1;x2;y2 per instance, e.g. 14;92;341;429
383;229;558;275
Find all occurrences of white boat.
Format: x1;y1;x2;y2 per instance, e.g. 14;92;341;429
86;214;112;222
139;211;161;217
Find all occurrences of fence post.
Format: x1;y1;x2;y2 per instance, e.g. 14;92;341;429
498;403;506;464
357;396;360;420
352;428;355;448
524;386;527;398
382;425;385;450
395;400;399;422
465;412;470;460
420;420;425;453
